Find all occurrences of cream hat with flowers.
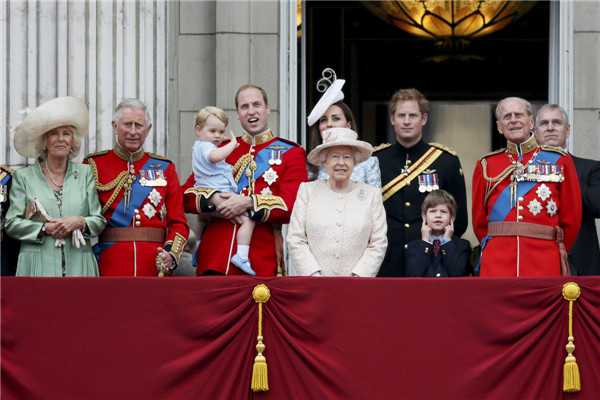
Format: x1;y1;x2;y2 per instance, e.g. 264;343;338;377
12;96;89;158
307;127;373;166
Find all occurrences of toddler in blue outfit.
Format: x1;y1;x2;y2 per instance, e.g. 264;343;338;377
192;106;256;275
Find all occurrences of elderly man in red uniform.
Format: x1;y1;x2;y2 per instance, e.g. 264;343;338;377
472;97;581;276
85;98;189;276
182;85;307;276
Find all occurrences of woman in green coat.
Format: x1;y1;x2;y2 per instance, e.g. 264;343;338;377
6;97;105;277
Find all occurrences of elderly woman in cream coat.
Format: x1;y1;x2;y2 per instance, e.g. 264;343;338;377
6;96;105;277
287;127;387;276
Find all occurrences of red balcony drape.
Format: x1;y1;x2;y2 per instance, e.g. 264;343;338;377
2;276;599;399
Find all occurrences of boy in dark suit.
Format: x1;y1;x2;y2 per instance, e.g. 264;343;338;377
406;190;470;277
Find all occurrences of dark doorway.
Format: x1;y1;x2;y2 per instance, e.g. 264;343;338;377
304;0;550;149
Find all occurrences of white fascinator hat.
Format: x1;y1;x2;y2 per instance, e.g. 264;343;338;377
307;68;345;127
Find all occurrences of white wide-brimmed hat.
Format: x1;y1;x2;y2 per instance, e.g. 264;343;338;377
12;96;89;158
307;68;345;127
307;127;373;166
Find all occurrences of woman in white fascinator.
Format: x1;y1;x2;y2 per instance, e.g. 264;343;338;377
306;68;381;188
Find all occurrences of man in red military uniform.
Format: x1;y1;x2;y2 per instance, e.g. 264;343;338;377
85;99;189;276
472;97;581;276
182;85;307;276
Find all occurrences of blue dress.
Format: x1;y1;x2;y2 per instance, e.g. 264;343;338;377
317;156;381;188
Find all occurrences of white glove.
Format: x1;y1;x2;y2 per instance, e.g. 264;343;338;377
71;228;86;249
54;238;66;247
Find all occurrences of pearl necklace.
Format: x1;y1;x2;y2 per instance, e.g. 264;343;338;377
45;161;64;188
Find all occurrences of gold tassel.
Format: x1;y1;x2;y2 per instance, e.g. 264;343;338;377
562;282;581;393
251;284;271;392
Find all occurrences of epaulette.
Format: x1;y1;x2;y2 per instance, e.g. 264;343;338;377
373;143;391;153
0;165;15;174
479;148;505;161
429;142;457;156
85;150;110;159
277;137;303;148
147;153;173;163
540;144;567;156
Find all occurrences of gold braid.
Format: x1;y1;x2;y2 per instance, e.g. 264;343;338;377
481;158;515;208
233;154;254;184
88;158;129;215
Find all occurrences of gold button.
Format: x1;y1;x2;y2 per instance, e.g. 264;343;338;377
518;206;523;211
518;197;524;202
406;181;411;186
135;221;141;227
405;202;411;207
517;215;523;221
404;244;408;249
134;209;139;214
404;223;410;228
136;215;141;220
436;273;441;277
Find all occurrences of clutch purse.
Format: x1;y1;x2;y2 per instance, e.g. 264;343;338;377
25;198;52;222
24;198;85;248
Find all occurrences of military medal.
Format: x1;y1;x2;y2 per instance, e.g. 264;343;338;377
149;188;162;206
0;185;7;203
140;169;167;187
263;167;279;186
401;156;412;176
546;199;558;217
418;175;426;193
143;203;156;219
432;173;439;190
275;150;282;165
269;150;275;165
160;205;167;222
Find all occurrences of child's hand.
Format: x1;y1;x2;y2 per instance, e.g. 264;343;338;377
421;217;432;241
444;218;455;240
227;131;239;148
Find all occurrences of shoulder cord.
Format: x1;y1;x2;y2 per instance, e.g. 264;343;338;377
88;158;129;215
481;158;515;208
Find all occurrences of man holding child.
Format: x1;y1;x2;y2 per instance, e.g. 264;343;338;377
182;84;308;276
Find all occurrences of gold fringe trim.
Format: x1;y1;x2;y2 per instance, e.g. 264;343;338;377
251;284;271;392
562;282;581;393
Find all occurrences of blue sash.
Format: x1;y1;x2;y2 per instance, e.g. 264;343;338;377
94;156;169;259
478;150;562;270
236;140;293;193
488;150;561;222
0;172;11;185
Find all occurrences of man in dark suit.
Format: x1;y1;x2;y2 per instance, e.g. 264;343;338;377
536;104;600;275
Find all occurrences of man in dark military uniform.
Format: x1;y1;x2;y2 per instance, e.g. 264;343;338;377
1;165;20;276
375;88;468;277
535;104;600;275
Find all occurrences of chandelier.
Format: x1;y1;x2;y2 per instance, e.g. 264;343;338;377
361;1;537;52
